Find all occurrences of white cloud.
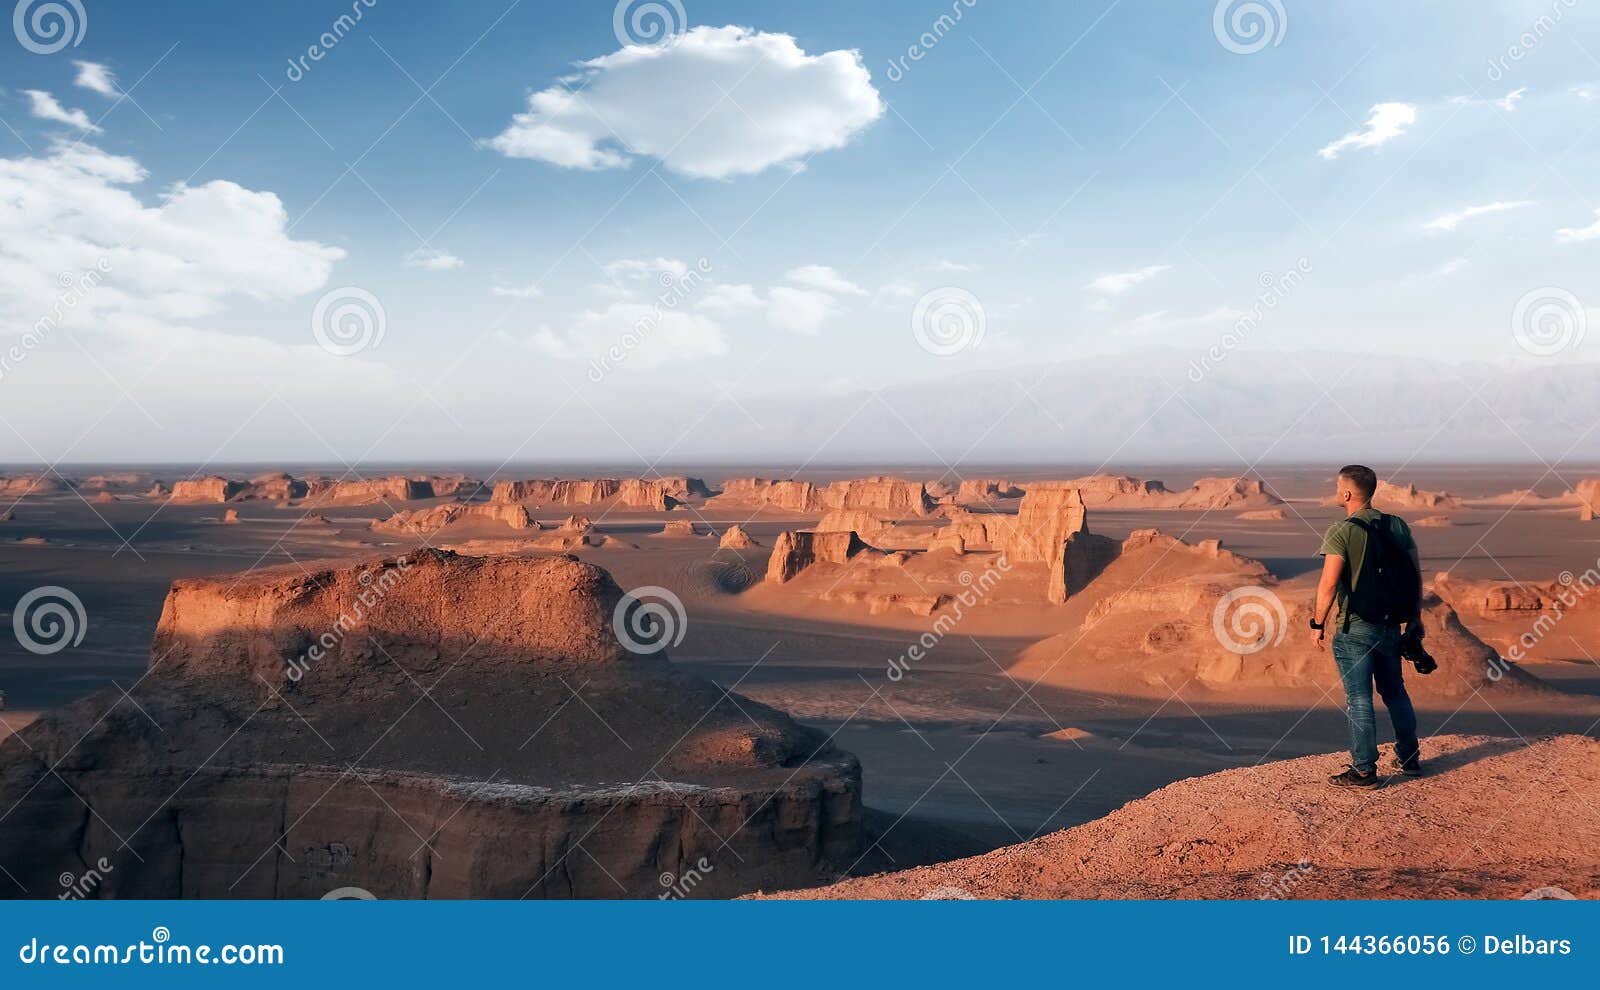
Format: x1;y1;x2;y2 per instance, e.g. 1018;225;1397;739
696;282;762;316
0;140;379;422
1318;102;1416;159
528;302;728;368
1120;306;1243;337
404;247;464;271
766;286;842;335
784;264;865;296
1495;87;1527;111
1422;200;1535;232
1085;264;1170;295
1555;208;1600;244
22;90;99;133
931;259;976;273
73;61;120;98
491;281;543;299
873;280;918;306
605;256;690;283
485;26;883;179
1574;83;1599;102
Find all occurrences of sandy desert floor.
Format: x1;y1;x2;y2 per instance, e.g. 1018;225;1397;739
2;463;1599;882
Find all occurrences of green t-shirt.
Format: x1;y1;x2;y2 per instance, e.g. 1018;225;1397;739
1318;508;1417;625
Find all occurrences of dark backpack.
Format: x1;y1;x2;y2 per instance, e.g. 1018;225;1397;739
1343;513;1420;627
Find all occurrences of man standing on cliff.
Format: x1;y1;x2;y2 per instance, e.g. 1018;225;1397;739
1310;465;1424;786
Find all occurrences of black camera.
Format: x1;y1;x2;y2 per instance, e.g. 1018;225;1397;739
1400;624;1436;675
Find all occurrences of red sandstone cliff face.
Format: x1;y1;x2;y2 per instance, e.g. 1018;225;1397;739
766;530;874;583
711;477;931;517
0;550;862;899
488;477;709;510
305;475;434;504
955;479;1022;502
1577;479;1600;521
370;502;538;538
1318;481;1465;512
1434;571;1600;614
170;476;247;503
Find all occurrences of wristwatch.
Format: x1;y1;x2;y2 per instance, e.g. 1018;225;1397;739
1309;617;1325;630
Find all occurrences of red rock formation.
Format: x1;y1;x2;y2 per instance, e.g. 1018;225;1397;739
308;476;433;504
1414;514;1453;528
0;475;65;497
170;476;247;503
1434;570;1600;614
658;520;702;537
719;524;758;549
0;551;861;899
816;510;887;535
1238;508;1287;521
762;734;1600;900
242;472;309;501
371;502;538;538
222;509;240;525
711;477;931;517
1578;479;1600;521
1374;481;1465;511
766;530;874;583
955;479;1022;502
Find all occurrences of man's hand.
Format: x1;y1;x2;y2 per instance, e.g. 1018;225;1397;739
1310;626;1326;651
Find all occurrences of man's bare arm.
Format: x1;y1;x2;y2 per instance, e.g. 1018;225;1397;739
1311;554;1344;649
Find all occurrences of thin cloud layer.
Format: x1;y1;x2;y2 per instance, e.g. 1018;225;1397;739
485;26;883;179
1085;264;1170;295
1423;200;1535;232
73;61;120;97
1318;102;1416;159
1555;208;1600;243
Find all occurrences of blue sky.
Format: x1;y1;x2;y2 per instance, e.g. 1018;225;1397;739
2;0;1599;461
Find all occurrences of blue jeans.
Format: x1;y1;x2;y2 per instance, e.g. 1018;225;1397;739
1331;618;1419;774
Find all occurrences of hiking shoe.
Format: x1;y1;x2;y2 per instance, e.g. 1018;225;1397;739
1328;767;1383;788
1389;758;1423;777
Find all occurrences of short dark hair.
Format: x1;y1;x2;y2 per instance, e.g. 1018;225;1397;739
1338;464;1378;500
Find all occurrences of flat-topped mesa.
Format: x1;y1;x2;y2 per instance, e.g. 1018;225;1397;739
2;550;864;899
1003;475;1280;510
1050;474;1169;506
0;475;67;497
710;476;932;517
370;502;538;538
244;472;309;501
766;530;874;583
170;476;247;503
1373;481;1465;512
1434;570;1600;614
152;550;629;687
820;477;932;517
955;478;1023;502
708;478;822;512
1170;476;1281;509
305;475;435;504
